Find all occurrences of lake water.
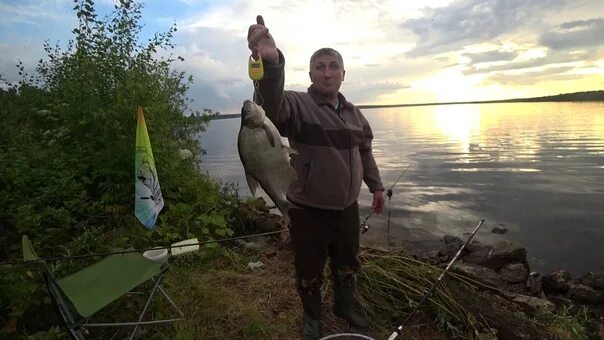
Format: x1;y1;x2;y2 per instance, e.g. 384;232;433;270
199;102;604;276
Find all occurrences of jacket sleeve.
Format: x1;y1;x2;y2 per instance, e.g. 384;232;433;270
359;114;384;193
253;49;297;137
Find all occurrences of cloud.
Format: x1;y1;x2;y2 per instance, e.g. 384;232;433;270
462;46;603;87
344;81;411;104
0;1;77;86
0;1;73;26
462;49;601;75
463;50;518;64
402;0;566;57
540;18;604;50
166;0;426;112
486;67;583;85
3;0;602;113
171;35;252;113
0;43;46;84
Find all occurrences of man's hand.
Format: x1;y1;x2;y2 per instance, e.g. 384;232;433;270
247;15;278;64
371;190;385;214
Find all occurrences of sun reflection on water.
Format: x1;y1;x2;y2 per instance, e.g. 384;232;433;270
433;104;481;152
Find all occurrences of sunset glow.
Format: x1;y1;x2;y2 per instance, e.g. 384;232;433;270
1;0;603;113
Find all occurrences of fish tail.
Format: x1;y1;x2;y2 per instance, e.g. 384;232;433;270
277;200;291;224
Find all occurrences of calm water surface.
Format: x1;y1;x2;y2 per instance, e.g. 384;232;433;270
200;102;604;276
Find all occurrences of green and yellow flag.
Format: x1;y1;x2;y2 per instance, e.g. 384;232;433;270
135;106;164;229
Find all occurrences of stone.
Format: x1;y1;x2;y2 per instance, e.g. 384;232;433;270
464;245;493;263
466;239;486;252
526;274;544;297
500;263;530;284
547;294;573;307
505;282;530;295
491;224;509;234
542;269;572;294
463;241;527;271
511;294;555;313
568;283;604;305
438;242;465;260
575;272;604;290
454;262;505;287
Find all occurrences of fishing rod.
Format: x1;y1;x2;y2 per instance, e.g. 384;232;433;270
387;219;485;340
0;229;287;266
360;165;410;235
319;333;374;340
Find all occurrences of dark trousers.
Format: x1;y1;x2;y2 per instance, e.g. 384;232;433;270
289;202;361;291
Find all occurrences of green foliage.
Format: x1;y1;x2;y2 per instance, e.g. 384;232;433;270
0;0;235;336
0;267;48;320
0;0;232;253
538;305;592;340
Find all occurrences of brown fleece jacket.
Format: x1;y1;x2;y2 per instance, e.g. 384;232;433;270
254;50;384;211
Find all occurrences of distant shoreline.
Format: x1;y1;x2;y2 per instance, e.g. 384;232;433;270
358;90;604;109
211;90;604;120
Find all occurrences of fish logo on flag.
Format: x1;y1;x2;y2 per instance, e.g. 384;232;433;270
135;106;164;229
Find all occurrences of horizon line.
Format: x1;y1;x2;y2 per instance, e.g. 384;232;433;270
210;89;604;119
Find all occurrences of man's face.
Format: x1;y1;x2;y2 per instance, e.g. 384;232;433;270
309;54;345;98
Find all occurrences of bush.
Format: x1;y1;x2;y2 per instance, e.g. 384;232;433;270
0;0;237;336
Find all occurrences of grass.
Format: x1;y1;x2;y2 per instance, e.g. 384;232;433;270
537;305;593;340
149;244;469;339
22;239;596;340
357;249;484;338
158;245;301;340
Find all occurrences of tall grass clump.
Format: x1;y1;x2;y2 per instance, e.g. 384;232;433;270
357;249;485;338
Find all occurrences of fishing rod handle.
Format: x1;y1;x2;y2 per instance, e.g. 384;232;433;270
388;328;402;340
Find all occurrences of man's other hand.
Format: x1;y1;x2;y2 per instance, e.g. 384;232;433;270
371;190;385;214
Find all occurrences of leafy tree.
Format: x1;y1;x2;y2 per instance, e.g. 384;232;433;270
0;1;237;334
0;0;238;252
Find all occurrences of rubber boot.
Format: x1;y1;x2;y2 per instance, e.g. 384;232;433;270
300;289;322;340
333;275;369;329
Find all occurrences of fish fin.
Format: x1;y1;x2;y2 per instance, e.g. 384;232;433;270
262;124;275;147
287;165;298;181
245;173;259;197
283;146;297;155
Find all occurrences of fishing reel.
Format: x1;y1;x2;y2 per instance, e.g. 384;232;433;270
360;165;409;235
360;215;370;234
359;188;394;235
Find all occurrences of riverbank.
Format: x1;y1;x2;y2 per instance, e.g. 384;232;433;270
145;204;603;339
14;201;603;339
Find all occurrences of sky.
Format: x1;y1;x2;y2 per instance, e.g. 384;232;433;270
1;0;603;114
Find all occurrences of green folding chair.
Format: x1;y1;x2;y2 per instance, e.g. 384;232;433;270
22;235;184;339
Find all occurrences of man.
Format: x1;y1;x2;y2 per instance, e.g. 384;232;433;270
247;15;385;339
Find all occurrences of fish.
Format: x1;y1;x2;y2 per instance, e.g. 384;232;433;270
237;100;297;219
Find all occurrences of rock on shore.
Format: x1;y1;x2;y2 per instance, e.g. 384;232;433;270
433;234;604;336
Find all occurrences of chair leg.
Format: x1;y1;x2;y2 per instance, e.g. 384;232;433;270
81;278;184;332
130;273;163;340
153;278;185;317
67;326;86;340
